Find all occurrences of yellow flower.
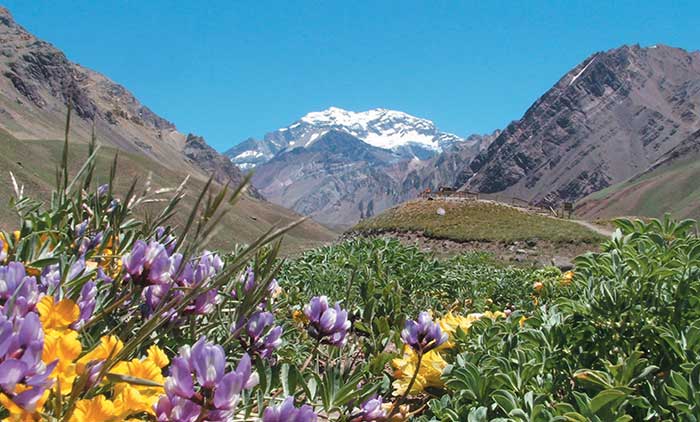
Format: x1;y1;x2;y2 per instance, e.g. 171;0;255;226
146;345;169;369
292;309;308;324
43;329;82;392
37;296;80;331
69;395;120;422
0;231;18;262
101;248;122;278
0;384;49;421
437;311;482;348
533;281;544;293
391;346;447;396
113;385;158;417
519;316;528;328
111;358;165;388
482;310;506;320
77;335;124;374
560;270;574;286
111;357;165;417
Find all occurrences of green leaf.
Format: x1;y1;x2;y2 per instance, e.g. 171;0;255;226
589;388;627;414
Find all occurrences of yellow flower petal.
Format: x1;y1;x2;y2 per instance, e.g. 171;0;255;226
391;346;447;396
37;296;80;331
69;395;119;422
146;345;169;369
76;335;124;374
43;329;82;393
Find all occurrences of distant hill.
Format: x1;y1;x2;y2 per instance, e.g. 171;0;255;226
465;44;700;207
0;128;336;253
351;198;605;263
576;128;700;220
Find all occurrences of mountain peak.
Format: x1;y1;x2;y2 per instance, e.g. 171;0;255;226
227;107;468;168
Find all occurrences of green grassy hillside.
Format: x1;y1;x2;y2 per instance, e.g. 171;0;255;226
0;129;337;253
576;152;700;221
353;199;604;244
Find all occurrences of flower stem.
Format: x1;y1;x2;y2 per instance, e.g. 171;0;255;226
389;348;423;417
300;340;321;372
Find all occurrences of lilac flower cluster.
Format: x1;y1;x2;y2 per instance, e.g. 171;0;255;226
303;296;352;347
231;310;282;359
0;262;41;317
401;311;447;353
72;280;97;330
155;336;258;421
122;239;224;317
0;262;56;411
263;396;317;422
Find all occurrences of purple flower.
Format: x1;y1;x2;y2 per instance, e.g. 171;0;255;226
40;265;61;294
97;184;109;197
232;311;283;359
263;396;317;422
156;337;259;421
356;395;387;421
154;394;202;422
304;296;351;347
67;258;86;281
71;281;97;330
0;262;40;317
0;312;55;411
154;227;177;255
96;267;113;284
78;232;104;255
74;220;89;238
122;240;171;284
190;337;227;388
107;199;120;214
401;311;447;353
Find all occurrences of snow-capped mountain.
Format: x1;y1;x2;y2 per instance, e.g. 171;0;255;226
225;107;466;169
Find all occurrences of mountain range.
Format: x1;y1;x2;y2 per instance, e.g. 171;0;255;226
226;107;497;227
225;44;700;227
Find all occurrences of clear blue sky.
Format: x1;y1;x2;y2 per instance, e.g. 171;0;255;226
5;1;699;151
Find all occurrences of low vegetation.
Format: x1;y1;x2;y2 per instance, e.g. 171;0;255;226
354;199;604;245
2;133;699;421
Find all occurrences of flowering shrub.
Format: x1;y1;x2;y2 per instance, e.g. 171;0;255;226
1;118;699;421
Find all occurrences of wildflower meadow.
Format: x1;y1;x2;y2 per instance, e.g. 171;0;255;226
1;125;700;421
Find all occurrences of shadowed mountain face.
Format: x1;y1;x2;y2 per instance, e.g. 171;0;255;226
0;7;250;191
249;128;499;228
465;44;700;207
251;130;406;228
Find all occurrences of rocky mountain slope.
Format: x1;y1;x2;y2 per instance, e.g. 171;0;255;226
0;6;253;191
464;44;700;207
225;107;466;169
251;130;407;227
0;7;335;251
